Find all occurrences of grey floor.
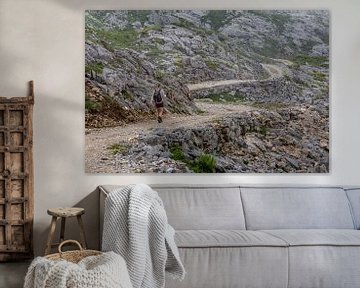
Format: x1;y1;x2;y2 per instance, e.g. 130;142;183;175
0;261;30;288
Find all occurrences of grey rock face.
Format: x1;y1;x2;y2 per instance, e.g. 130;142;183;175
118;106;328;173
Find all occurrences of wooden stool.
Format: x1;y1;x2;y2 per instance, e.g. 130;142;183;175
45;207;87;255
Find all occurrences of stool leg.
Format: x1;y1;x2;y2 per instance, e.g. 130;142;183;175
60;217;66;243
77;215;87;249
45;216;57;255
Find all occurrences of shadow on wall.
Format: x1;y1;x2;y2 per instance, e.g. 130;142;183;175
38;188;100;256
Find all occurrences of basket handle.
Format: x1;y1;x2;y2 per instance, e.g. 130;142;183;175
58;240;83;255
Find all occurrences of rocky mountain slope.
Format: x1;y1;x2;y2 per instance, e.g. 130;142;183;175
85;10;329;173
85;10;329;126
116;105;328;173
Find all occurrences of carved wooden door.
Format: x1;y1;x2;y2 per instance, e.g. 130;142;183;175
0;82;34;261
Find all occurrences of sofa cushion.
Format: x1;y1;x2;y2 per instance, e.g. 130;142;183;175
261;229;360;246
100;185;246;230
287;246;360;288
175;230;288;248
165;247;288;288
241;187;355;230
154;186;246;230
261;230;360;287
345;188;360;229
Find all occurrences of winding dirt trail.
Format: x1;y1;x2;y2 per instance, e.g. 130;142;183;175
85;101;255;172
85;60;289;172
187;63;284;91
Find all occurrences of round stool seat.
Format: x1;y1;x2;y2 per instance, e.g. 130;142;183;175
47;207;85;218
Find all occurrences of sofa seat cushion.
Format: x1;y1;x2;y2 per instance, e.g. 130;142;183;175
262;229;360;246
175;230;288;248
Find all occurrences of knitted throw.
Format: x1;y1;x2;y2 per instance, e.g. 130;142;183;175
24;251;133;288
102;184;185;288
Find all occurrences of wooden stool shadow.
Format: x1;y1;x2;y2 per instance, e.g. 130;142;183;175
45;207;87;255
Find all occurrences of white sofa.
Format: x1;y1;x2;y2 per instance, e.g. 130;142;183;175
99;185;360;288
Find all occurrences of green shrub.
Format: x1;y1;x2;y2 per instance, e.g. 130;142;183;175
153;38;165;45
127;10;150;24
146;46;162;57
95;28;138;49
107;143;127;155
205;92;245;103
202;11;228;30
170;145;187;162
205;59;219;70
258;38;281;57
85;62;104;74
190;154;217;173
140;25;162;36
248;11;291;33
155;69;165;81
174;57;183;68
85;99;102;112
259;126;268;136
312;71;327;82
121;90;134;100
292;55;328;68
170;146;217;173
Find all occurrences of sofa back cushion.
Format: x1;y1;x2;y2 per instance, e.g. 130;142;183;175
154;186;246;230
345;188;360;229
241;187;355;230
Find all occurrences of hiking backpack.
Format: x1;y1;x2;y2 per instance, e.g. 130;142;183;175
154;89;163;104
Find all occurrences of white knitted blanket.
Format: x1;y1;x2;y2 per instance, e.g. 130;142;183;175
102;184;185;288
24;251;133;288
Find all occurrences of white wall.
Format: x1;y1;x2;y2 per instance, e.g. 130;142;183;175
0;0;359;256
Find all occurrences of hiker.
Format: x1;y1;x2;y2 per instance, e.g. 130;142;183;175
153;83;166;123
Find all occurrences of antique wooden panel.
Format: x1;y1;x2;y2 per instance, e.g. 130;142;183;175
0;81;34;261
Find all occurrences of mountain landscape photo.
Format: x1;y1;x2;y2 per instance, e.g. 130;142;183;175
85;10;329;173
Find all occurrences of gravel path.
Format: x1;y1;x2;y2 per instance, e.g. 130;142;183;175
85;61;289;173
187;64;284;91
85;101;254;173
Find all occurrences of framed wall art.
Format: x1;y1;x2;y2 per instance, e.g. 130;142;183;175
85;10;329;173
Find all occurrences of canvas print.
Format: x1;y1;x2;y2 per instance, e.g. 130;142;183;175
85;10;329;173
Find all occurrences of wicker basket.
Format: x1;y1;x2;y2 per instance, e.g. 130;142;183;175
45;240;102;263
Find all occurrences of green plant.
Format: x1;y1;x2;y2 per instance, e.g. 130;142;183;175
312;71;327;82
95;28;138;49
195;154;216;173
292;55;328;68
205;92;246;103
259;126;268;136
127;10;151;24
205;59;219;70
248;11;291;33
170;146;217;173
153;38;165;45
121;90;134;100
155;69;165;81
140;25;162;36
170;145;187;162
85;99;102;112
258;38;282;57
85;62;104;74
107;143;127;155
146;46;162;57
202;11;228;30
174;57;183;68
